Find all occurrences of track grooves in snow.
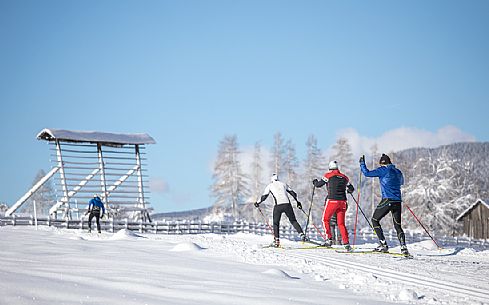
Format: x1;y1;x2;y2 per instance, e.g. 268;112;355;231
286;251;489;302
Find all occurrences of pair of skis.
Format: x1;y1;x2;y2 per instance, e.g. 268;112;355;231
262;241;413;258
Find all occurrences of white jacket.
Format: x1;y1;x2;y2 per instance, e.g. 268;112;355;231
259;180;297;205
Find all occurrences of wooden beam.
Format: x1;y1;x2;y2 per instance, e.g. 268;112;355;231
6;166;60;216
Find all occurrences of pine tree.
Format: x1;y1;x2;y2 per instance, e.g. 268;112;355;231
0;202;8;216
21;169;56;216
300;135;327;226
330;137;355;179
249;142;265;222
283;139;299;186
211;135;250;220
269;132;285;178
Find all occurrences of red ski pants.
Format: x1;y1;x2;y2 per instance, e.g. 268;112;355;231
322;199;349;245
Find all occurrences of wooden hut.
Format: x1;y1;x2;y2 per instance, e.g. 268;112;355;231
456;199;489;240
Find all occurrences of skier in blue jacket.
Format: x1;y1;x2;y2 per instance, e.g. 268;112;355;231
360;154;409;255
86;194;105;233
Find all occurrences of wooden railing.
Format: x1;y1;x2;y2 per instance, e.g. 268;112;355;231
0;216;487;248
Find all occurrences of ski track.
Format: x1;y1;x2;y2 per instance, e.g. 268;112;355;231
281;249;489;303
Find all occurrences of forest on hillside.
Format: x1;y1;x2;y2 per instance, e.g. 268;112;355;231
210;134;489;235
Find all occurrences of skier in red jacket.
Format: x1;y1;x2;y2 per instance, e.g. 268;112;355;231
313;161;354;251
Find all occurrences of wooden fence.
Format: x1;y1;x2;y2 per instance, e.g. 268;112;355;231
0;215;487;248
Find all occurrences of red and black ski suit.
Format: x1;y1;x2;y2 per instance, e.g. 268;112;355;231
313;170;354;245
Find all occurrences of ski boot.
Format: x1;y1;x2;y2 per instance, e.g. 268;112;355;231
321;239;333;247
344;243;352;252
373;240;389;253
300;233;309;242
88;229;91;233
400;245;410;256
270;238;280;248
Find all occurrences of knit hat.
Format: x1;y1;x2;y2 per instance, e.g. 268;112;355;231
329;160;339;170
379;154;391;165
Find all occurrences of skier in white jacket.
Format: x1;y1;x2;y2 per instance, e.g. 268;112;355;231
255;174;307;247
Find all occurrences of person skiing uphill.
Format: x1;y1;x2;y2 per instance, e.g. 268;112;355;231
255;174;307;247
360;153;409;255
86;194;105;233
313;161;354;251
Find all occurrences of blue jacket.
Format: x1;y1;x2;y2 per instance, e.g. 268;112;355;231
360;162;404;201
88;197;106;214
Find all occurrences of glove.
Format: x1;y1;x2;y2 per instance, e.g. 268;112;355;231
254;202;260;208
312;178;319;186
297;202;302;210
359;155;365;164
347;184;355;194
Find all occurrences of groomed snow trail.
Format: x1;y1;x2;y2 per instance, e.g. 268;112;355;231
284;250;489;302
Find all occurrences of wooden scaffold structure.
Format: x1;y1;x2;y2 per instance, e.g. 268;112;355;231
5;128;156;221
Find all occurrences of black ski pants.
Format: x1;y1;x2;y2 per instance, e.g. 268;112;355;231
371;199;406;246
88;210;101;233
273;203;303;239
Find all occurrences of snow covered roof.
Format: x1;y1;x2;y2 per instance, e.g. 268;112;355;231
36;128;156;145
456;199;489;221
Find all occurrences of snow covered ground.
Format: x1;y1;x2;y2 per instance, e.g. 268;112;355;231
1;226;488;305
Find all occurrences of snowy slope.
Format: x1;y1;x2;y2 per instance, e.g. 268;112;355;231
0;227;488;305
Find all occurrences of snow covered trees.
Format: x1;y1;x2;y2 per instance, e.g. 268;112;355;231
209;133;487;237
20;169;55;216
398;143;489;235
211;135;250;219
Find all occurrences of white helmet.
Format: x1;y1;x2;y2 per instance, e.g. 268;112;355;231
329;160;338;170
271;173;278;182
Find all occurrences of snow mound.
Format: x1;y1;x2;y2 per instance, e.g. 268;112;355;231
459;248;477;255
262;268;297;279
109;229;144;240
398;288;419;301
411;240;439;250
170;242;204;252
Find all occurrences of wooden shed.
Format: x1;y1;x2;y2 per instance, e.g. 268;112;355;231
456;199;489;240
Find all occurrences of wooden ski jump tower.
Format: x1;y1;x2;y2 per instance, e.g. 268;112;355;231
5;128;156;221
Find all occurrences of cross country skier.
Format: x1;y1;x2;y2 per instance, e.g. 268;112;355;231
313;160;355;251
254;174;307;247
360;154;409;255
86;194;105;233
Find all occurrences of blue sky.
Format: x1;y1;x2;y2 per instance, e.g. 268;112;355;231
1;0;488;213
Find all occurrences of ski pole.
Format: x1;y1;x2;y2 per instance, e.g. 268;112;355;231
404;203;442;249
349;193;373;230
256;205;274;235
303;184;316;236
300;209;328;241
352;171;362;247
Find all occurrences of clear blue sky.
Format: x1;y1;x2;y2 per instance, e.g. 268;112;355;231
1;0;488;213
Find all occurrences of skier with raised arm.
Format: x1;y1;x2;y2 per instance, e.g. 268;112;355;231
313;161;355;251
255;174;307;248
360;153;409;256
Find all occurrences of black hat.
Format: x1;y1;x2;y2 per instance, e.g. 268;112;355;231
379;154;391;165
